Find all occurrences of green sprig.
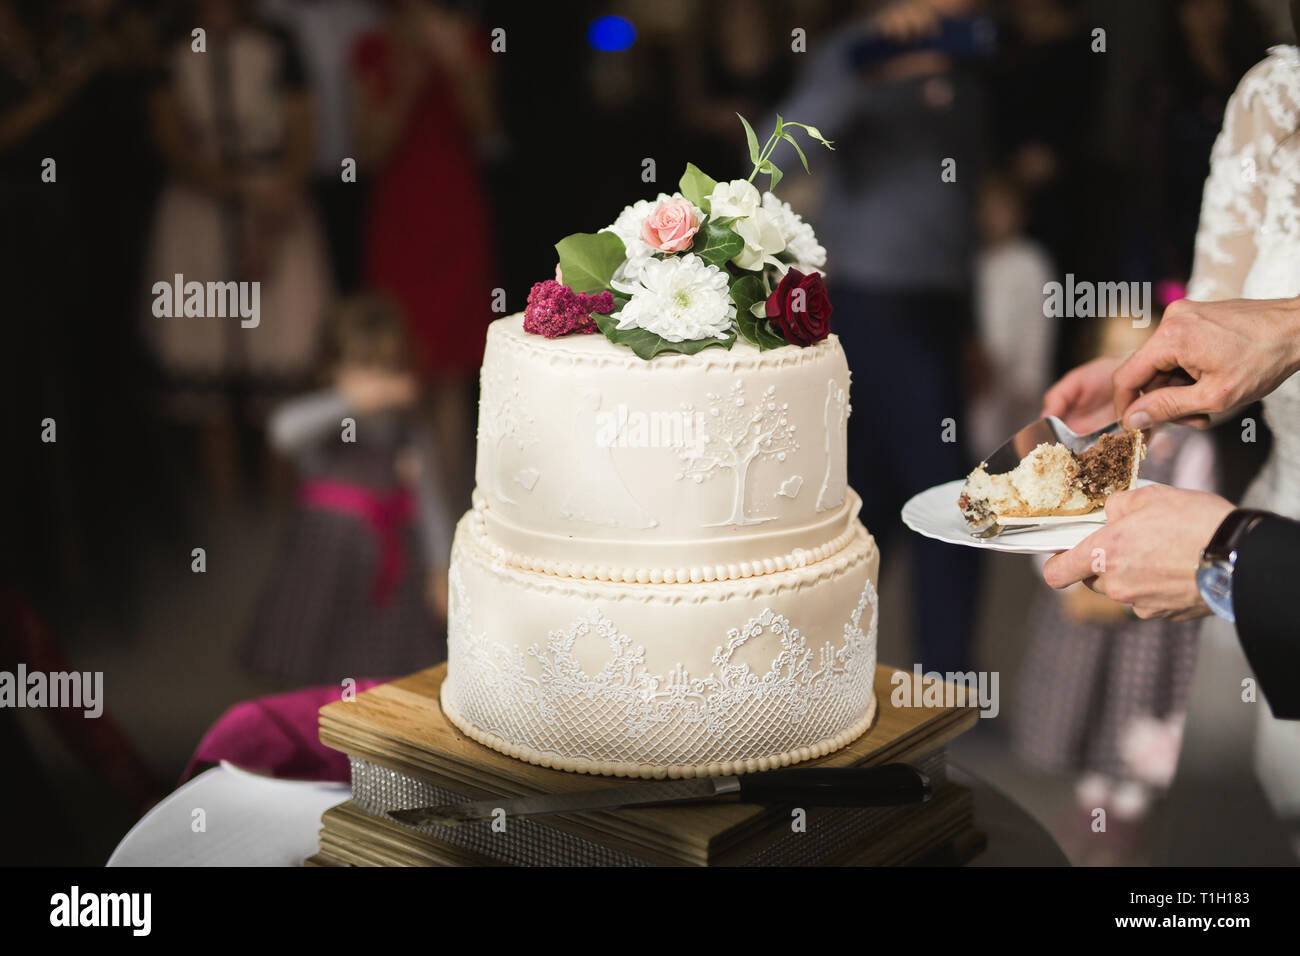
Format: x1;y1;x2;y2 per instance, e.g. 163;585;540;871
740;114;834;193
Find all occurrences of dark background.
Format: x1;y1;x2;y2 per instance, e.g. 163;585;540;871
1;0;1295;866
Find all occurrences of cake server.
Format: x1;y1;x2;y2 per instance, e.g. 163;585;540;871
980;415;1124;477
388;764;931;826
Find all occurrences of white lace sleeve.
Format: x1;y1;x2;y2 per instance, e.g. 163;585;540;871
1187;48;1300;302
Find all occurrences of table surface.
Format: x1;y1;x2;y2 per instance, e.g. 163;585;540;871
108;761;1067;866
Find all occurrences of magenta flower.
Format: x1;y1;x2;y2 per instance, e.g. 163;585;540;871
523;279;615;339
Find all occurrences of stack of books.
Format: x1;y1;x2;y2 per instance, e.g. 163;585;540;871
309;664;982;866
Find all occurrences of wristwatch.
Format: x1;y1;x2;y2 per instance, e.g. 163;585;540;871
1197;509;1268;623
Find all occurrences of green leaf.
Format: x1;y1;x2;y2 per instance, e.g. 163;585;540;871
693;216;745;268
737;112;761;167
595;311;735;360
679;163;718;212
555;231;626;294
730;273;764;315
781;132;810;174
781;121;835;150
759;159;782;191
731;274;788;351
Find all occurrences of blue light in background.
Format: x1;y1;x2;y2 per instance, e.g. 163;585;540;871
587;16;636;51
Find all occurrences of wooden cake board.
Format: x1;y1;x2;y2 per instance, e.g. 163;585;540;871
315;663;982;866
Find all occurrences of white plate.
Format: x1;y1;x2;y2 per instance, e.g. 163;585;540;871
901;479;1156;554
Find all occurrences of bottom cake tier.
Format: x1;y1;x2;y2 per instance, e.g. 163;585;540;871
442;513;881;778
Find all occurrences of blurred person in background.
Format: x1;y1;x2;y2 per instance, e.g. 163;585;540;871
968;169;1055;455
245;295;450;684
265;0;380;294
351;0;498;510
1015;313;1217;865
769;0;990;672
673;0;794;179
145;0;332;499
987;0;1095;286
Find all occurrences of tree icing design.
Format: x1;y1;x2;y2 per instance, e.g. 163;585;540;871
676;380;798;526
816;378;849;512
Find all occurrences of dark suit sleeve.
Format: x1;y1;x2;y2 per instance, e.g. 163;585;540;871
1232;514;1300;719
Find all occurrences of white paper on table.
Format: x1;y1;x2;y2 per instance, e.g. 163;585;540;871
107;762;349;867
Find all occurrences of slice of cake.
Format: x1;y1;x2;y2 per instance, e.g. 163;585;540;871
957;430;1145;528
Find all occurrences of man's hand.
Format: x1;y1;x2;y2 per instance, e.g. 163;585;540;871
1113;296;1300;430
1042;485;1235;621
1041;355;1123;434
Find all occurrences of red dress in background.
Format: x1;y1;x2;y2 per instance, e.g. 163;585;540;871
352;31;493;377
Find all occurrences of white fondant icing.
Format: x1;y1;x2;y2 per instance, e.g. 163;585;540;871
469;499;861;583
558;389;658;529
777;475;804;498
472;315;851;554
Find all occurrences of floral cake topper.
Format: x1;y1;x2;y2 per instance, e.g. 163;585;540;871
523;115;834;359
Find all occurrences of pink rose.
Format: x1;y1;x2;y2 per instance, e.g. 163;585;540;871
640;198;700;253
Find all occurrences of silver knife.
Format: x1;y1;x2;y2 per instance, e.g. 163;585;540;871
388;764;930;827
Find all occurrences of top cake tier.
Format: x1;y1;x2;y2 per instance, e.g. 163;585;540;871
473;314;855;573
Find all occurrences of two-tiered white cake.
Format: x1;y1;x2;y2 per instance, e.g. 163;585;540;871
442;314;880;778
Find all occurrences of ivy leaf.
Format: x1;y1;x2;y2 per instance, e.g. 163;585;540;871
730;273;765;315
679;162;718;212
731;274;787;351
595;311;735;360
554;231;626;294
693;216;745;268
737;112;761;167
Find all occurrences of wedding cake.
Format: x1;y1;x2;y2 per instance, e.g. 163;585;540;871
442;119;880;778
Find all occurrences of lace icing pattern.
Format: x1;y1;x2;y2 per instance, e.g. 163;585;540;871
445;563;878;770
1189;46;1300;302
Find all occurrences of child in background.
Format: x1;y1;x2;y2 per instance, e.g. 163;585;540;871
244;296;450;684
969;171;1057;455
1011;312;1217;865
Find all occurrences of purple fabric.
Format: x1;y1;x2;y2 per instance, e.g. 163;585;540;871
182;680;389;784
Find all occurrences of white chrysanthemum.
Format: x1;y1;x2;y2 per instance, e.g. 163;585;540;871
762;192;827;273
610;253;736;342
601;193;703;283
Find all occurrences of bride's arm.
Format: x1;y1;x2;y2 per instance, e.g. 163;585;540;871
1186;52;1298;302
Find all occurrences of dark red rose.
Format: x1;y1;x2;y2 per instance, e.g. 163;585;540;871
765;268;832;346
